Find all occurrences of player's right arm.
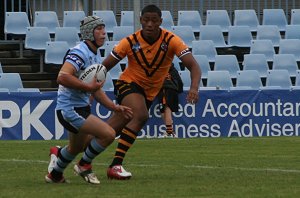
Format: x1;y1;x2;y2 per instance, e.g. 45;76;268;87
57;62;102;93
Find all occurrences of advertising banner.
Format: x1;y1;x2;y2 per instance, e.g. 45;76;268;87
0;90;299;140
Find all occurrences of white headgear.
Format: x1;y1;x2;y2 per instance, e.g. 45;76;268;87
80;16;105;41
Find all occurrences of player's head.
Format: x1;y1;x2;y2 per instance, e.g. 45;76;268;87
80;16;105;42
140;5;162;39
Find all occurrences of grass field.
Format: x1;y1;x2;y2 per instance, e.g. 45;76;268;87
1;137;300;198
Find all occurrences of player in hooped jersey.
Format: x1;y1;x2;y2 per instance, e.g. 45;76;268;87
45;16;133;184
102;5;202;179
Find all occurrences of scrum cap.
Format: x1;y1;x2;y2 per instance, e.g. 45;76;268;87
80;16;105;41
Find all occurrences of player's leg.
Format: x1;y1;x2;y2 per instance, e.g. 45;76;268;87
107;93;149;180
161;106;176;137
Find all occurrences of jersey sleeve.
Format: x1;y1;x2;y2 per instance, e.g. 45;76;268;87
169;34;191;59
111;38;131;61
64;48;86;72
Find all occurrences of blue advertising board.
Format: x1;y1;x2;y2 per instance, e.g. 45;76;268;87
0;90;299;140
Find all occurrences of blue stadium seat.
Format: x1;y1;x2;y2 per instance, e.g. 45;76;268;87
103;72;114;91
34;11;60;34
233;9;259;32
177;10;202;34
227;26;253;47
17;88;40;92
214;55;240;78
63;11;86;33
4;12;31;58
207;70;233;90
235;70;262;90
178;70;191;90
192;40;217;62
172;56;182;71
243;54;269;77
108;63;123;80
0;62;3;73
161;10;175;30
0;73;23;91
250;39;275;61
262;69;292;89
291;9;300;25
0;88;10;92
112;26;134;41
292;70;300;89
93;10;117;35
285;25;300;39
262;9;287;31
206;10;231;32
193;55;210;79
171;26;195;48
120;11;134;26
199;25;229;48
278;39;300;61
272;54;298;77
55;27;80;47
45;41;70;65
256;25;282;46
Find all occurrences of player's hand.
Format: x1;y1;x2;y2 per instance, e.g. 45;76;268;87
87;76;104;92
114;105;133;120
186;88;199;104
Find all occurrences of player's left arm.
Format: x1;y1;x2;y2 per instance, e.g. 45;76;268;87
92;90;133;119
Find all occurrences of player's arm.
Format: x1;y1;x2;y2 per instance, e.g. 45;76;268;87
92;89;133;119
57;62;102;93
101;55;120;71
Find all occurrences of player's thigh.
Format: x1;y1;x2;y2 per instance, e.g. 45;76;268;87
80;114;115;140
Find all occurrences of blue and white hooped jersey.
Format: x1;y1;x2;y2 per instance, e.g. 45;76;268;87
56;41;102;110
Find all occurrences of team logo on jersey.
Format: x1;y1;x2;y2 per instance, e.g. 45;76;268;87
132;42;141;52
161;42;168;51
65;54;84;67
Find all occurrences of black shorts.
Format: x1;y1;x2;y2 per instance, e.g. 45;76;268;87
158;88;179;113
114;80;152;109
56;106;91;134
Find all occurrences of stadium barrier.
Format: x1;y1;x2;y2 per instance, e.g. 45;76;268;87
1;90;300;140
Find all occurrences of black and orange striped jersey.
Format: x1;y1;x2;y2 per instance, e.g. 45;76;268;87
111;28;191;101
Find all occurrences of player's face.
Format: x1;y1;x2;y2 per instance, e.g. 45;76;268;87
93;25;106;47
140;12;162;39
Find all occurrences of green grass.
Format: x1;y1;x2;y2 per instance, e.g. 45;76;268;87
1;137;300;198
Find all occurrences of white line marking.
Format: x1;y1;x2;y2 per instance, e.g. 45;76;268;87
1;158;300;173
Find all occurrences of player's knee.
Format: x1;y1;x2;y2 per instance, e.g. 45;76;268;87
135;111;149;125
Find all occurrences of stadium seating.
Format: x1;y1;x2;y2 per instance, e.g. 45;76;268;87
256;25;282;46
278;39;300;61
192;40;217;62
34;11;60;34
0;88;10;92
272;54;298;77
250;39;275;61
235;70;262;90
177;10;202;35
193;55;211;79
120;11;134;26
262;69;292;89
285;25;300;39
290;9;300;25
0;62;2;73
17;88;40;92
233;9;259;32
93;10;117;36
172;56;182;71
214;55;240;78
4;12;31;58
242;54;269;77
262;9;287;31
199;25;229;48
292;70;300;89
25;27;51;72
44;41;70;65
206;70;233;90
108;63;123;80
0;73;24;91
206;10;231;32
63;11;86;33
227;26;253;47
54;27;80;47
171;26;195;48
161;10;175;30
112;26;134;41
178;70;191;90
102;72;114;91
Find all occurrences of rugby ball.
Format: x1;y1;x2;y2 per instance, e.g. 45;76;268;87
79;64;107;83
